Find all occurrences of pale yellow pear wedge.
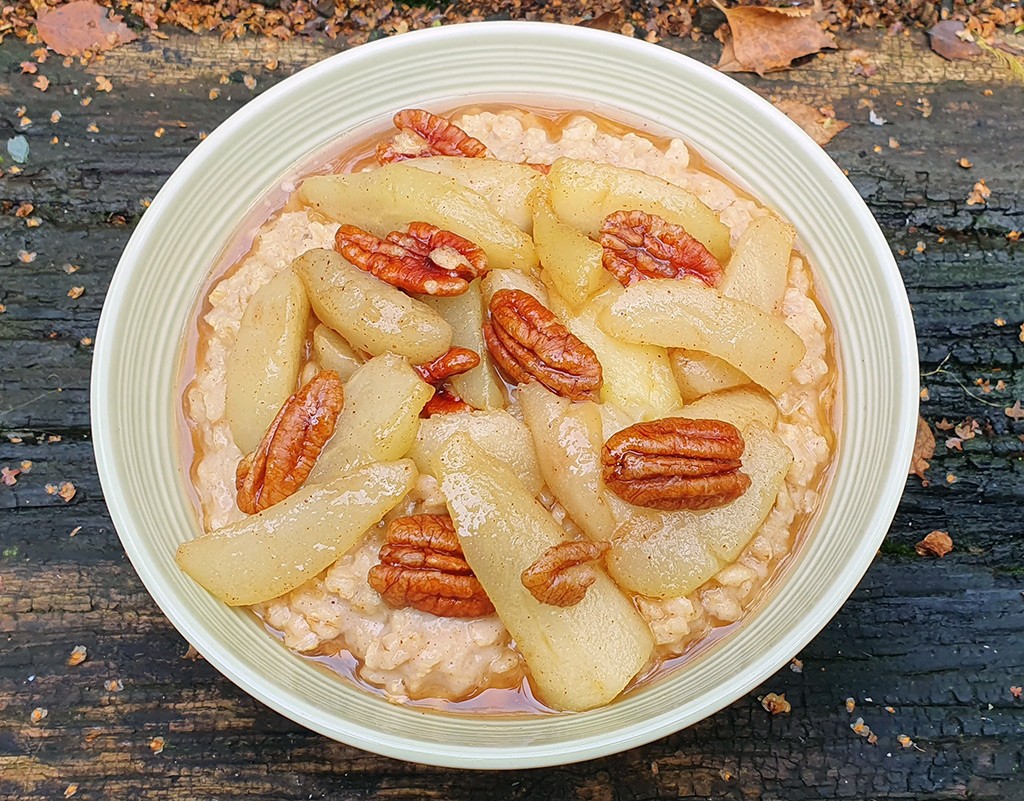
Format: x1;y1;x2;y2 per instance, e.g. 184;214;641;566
679;386;779;432
299;165;538;272
550;286;682;417
480;268;549;307
606;426;792;597
518;382;618;541
719;214;795;315
225;269;310;454
312;324;363;381
606;514;722;599
695;425;792;562
309;354;433;482
408;410;542;496
530;188;612;310
599;278;805;397
294;248;451;364
547;158;731;263
434;434;654;712
421;280;506;410
404;156;547;234
176;460;416;606
669;349;749;404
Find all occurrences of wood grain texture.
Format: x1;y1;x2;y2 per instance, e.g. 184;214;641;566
1;26;1023;800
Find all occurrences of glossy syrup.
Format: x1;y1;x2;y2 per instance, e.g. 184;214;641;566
177;101;840;717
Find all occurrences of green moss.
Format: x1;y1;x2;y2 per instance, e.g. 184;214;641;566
879;541;918;557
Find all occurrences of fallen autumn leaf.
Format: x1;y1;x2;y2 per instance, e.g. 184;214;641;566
910;416;936;484
716;4;836;76
35;1;138;57
774;99;849;146
928;21;982;62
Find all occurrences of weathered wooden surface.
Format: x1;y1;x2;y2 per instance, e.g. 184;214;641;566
2;26;1023;800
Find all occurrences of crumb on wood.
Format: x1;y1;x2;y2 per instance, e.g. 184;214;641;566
761;692;791;714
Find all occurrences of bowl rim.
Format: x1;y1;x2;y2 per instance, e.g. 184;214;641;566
92;20;919;769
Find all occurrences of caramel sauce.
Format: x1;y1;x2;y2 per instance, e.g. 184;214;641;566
177;101;840;717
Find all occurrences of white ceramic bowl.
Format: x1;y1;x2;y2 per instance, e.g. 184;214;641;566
92;22;918;769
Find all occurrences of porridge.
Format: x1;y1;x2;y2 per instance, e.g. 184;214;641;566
176;106;836;713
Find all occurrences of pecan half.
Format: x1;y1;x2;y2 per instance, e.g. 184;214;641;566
335;223;487;296
414;347;480;384
484;289;603;402
376;109;491;164
521;540;611;607
367;514;494;618
599;210;723;287
601;417;751;511
236;370;345;514
421;387;474;417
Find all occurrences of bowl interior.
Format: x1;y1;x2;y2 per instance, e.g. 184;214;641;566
92;21;917;769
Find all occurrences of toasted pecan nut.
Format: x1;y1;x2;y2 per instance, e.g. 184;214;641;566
367;514;494;618
599;210;723;287
484;289;603;402
376;109;491;164
415;348;480;385
601;417;750;511
420;387;475;417
387;222;488;278
521;540;611;607
236;371;345;514
414;347;481;384
386;513;463;553
335;223;487;296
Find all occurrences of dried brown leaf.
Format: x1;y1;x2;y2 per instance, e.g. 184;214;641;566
578;10;624;32
909;416;935;485
1006;400;1024;421
774;99;849;146
915;530;953;557
35;1;138;57
761;692;791;714
928;21;982;62
717;6;836;76
967;179;991;206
